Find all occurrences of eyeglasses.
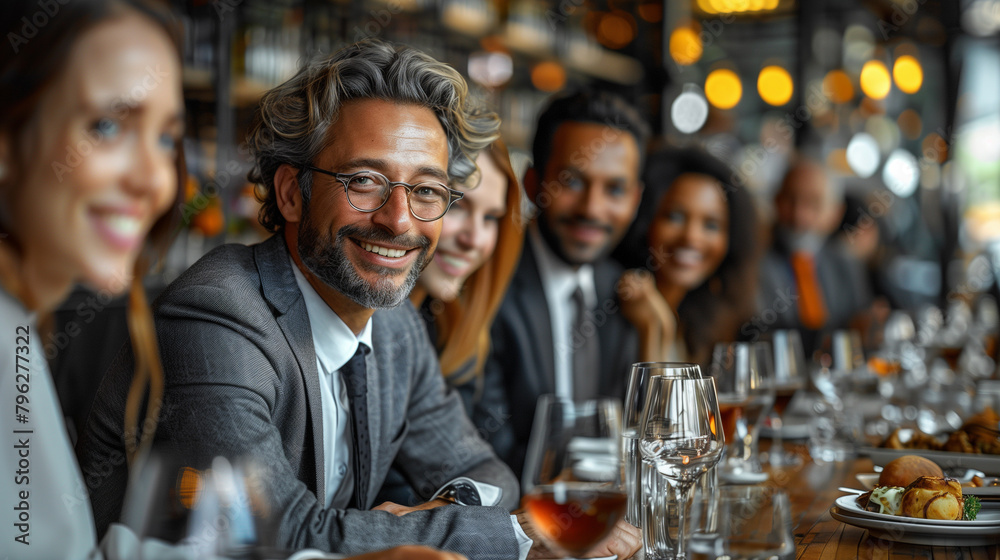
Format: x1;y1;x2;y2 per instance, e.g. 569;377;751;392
300;165;464;222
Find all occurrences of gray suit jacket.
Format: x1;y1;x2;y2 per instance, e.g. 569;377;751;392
756;237;873;353
77;235;520;558
483;239;639;477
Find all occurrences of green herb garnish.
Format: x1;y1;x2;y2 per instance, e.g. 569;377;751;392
964;495;981;521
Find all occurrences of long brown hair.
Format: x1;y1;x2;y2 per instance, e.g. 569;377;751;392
429;139;525;388
0;0;183;465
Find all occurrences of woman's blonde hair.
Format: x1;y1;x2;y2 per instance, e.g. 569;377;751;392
428;139;525;389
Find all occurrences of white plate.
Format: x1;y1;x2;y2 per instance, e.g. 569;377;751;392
830;506;1000;547
834;495;1000;526
855;470;982;491
860;447;1000;475
967;486;1000;501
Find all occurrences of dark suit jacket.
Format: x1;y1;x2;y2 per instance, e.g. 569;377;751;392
76;235;520;558
483;238;639;477
756;236;873;353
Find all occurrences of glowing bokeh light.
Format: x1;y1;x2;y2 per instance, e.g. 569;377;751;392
893;55;924;94
883;149;920;197
823;69;854;104
531;61;566;92
860;60;891;100
705;68;743;110
669;25;703;66
671;88;710;133
757;65;793;106
697;0;717;13
846;132;881;178
596;11;635;49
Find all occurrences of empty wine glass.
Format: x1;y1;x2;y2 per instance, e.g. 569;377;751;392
622;362;702;525
764;330;806;467
522;396;626;558
809;330;865;462
711;342;775;482
639;377;724;559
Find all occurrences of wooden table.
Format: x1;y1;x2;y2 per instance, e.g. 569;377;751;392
764;443;1000;560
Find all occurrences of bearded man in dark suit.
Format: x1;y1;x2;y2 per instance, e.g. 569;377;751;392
483;90;648;476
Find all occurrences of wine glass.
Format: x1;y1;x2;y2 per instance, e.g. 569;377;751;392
639;377;724;560
764;330;807;467
622;362;702;525
809;330;864;462
120;450;259;557
711;342;775;482
811;329;864;405
521;396;627;558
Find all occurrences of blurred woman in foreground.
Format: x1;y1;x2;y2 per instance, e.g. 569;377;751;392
0;0;183;556
617;147;760;366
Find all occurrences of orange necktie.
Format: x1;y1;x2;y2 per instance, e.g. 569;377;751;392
791;251;827;329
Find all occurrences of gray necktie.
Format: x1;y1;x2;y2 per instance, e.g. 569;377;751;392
572;286;600;400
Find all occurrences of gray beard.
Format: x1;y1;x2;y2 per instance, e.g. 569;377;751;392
297;214;430;309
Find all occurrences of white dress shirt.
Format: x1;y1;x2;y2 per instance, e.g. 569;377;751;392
291;258;372;508
291;259;532;557
528;225;597;400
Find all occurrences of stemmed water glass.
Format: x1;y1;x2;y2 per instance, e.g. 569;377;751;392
521;396;627;558
711;342;775;482
765;330;807;467
639;377;724;559
622;362;702;525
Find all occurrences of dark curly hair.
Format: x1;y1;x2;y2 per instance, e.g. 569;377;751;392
247;38;500;233
617;146;761;365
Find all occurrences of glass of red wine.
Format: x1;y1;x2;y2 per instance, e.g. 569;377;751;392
521;395;627;558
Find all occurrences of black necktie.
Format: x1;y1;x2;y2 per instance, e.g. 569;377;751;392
572;286;600;400
340;345;370;509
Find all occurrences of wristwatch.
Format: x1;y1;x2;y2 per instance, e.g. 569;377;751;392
432;479;483;506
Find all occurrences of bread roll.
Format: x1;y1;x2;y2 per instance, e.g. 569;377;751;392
878;455;944;488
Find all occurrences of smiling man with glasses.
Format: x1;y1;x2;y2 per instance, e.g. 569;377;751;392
75;40;625;560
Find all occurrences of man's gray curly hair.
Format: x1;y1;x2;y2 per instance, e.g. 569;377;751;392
247;38;500;233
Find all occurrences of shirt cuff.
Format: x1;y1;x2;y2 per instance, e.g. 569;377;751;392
432;476;503;507
510;514;534;560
